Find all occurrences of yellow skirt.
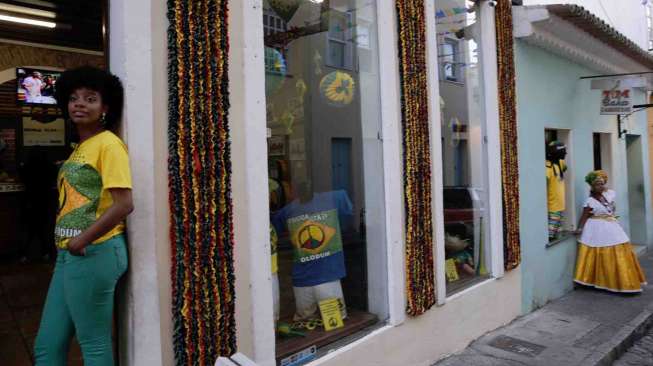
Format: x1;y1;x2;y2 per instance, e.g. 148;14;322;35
574;242;647;293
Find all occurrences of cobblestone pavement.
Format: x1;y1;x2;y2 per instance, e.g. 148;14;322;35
613;328;653;366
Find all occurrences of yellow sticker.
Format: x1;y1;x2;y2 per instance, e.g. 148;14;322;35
445;258;459;282
318;298;344;331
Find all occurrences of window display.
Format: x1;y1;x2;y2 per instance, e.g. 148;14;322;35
436;0;491;293
263;0;386;361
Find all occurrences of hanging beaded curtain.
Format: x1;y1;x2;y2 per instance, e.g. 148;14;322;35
495;0;521;270
396;0;436;316
167;0;236;364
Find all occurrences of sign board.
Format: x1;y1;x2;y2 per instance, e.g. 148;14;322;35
22;116;65;146
279;345;317;366
600;88;631;115
318;297;344;331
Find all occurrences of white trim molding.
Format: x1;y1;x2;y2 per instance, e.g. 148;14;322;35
513;6;652;74
479;1;505;279
377;0;407;327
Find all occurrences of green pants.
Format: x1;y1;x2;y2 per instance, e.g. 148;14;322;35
34;235;128;366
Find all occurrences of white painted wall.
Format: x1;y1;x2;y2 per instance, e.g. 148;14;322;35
521;0;649;49
307;271;521;366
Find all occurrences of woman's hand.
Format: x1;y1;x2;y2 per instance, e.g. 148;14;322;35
68;236;88;256
573;228;583;236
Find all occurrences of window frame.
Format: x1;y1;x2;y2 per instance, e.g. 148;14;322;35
232;1;507;363
439;37;460;82
326;10;355;70
428;1;505;305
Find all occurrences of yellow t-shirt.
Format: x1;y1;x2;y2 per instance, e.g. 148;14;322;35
546;160;566;212
55;131;132;249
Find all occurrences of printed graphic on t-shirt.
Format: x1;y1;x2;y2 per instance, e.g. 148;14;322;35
55;160;102;247
288;209;343;264
53;131;132;249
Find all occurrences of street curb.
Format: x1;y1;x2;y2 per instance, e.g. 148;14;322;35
579;308;653;366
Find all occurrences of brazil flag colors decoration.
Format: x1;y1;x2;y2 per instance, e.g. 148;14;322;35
396;0;436;317
495;0;521;271
167;0;235;364
288;209;343;264
55;162;102;248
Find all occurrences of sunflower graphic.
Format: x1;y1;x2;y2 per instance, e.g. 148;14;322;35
319;71;355;107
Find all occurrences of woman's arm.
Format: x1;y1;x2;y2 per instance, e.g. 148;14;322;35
574;207;592;235
68;188;134;255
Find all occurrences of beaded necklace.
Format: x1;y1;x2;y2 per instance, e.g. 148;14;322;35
590;191;614;215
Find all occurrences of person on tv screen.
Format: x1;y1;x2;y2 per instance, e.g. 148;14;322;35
22;71;44;102
42;75;55;97
22;71;57;104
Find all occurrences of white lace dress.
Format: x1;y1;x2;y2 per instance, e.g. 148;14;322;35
579;190;629;247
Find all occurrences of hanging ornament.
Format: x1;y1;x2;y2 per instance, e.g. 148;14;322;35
313;50;323;75
296;79;307;98
280;110;295;135
264;47;287;94
449;116;462;147
319;71;355;107
267;0;302;23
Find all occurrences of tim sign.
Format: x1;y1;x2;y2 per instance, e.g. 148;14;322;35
601;88;632;115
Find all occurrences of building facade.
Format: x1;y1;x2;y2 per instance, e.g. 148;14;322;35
513;3;653;313
107;0;522;365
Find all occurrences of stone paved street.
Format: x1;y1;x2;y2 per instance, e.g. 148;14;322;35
434;249;653;366
614;328;653;366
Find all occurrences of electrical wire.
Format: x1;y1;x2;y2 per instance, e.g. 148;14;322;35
597;0;616;28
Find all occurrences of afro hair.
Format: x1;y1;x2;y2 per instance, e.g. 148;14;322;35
55;66;124;131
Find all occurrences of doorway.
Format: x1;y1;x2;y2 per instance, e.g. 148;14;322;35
626;135;647;245
0;1;107;365
593;132;613;180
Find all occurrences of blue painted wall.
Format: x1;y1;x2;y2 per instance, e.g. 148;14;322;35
515;41;653;313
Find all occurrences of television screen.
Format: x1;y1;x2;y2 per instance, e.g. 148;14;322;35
16;68;60;105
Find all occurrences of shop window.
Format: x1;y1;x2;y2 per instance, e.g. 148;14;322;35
544;128;575;244
263;1;386;362
436;0;491;295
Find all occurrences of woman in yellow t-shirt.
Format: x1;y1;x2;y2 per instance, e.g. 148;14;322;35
34;66;133;366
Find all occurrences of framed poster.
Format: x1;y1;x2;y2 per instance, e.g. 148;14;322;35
268;135;286;156
0;128;16;174
22;116;65;146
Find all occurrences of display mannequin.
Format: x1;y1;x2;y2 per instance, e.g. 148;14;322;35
273;181;350;321
546;141;567;241
269;178;280;322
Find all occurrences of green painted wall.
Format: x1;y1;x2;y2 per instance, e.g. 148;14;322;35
515;41;653;313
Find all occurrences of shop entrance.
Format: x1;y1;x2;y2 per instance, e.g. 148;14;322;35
0;1;107;365
626;134;647;245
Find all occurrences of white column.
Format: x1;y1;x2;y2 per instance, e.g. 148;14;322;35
229;0;276;365
424;0;447;306
109;0;172;365
377;0;408;325
478;2;505;277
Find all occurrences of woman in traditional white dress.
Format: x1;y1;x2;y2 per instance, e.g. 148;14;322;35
574;170;646;293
